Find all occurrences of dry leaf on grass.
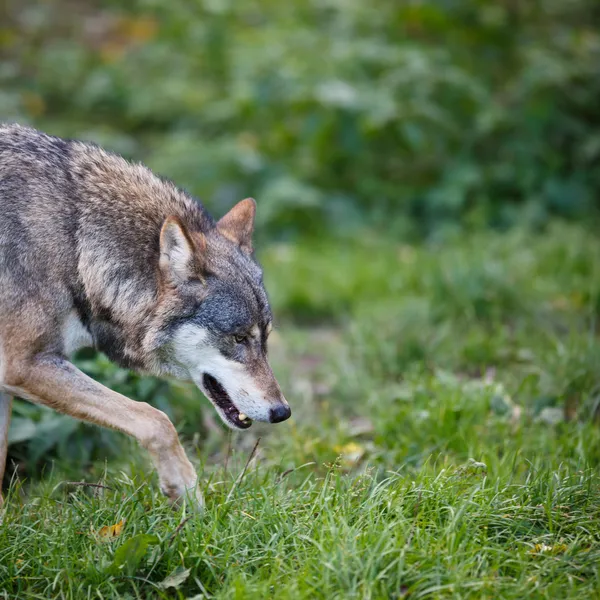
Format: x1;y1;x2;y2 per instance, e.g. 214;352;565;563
334;442;365;466
97;519;125;539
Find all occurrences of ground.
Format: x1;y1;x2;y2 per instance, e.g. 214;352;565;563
1;223;600;599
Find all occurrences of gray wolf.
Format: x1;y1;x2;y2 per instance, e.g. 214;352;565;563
0;124;290;508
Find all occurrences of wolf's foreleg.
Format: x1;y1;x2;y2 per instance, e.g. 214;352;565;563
0;392;12;507
3;357;202;508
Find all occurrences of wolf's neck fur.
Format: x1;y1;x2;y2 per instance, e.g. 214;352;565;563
68;137;215;371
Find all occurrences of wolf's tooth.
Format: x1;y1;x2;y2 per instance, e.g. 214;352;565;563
238;413;247;421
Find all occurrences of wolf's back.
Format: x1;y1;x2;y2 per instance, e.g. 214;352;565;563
0;124;212;322
0;125;82;313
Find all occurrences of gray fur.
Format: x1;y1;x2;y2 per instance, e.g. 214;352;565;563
0;124;290;504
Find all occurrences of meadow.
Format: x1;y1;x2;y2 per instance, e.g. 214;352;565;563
2;0;599;596
2;223;599;598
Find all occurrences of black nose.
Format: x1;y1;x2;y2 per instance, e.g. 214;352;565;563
269;404;291;423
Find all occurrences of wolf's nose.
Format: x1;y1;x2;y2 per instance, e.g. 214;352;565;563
269;404;291;423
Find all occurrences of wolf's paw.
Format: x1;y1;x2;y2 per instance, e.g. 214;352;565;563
160;480;204;512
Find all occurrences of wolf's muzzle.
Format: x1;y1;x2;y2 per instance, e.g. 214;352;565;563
269;403;291;423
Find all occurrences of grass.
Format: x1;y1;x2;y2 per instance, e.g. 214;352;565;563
2;222;600;598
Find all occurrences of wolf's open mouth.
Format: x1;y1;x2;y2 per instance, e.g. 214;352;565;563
202;374;252;429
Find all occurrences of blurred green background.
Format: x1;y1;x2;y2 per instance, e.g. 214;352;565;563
2;0;599;238
1;0;599;475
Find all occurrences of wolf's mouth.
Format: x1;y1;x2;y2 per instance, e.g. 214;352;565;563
202;374;252;429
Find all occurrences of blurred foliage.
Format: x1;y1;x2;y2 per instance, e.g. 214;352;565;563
1;0;599;237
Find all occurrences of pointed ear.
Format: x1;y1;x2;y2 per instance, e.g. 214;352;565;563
217;197;256;253
159;217;200;283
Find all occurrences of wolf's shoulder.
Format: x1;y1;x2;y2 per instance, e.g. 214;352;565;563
0;122;67;146
0;124;210;230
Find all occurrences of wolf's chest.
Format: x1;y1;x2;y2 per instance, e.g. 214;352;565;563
61;311;94;355
61;310;144;371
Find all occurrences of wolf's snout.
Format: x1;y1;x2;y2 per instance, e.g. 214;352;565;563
269;403;291;423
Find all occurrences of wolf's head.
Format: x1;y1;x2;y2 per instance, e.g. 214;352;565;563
152;198;290;430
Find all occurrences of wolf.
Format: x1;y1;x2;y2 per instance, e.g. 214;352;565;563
0;124;290;508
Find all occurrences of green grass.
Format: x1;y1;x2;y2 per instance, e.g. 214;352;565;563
2;222;600;598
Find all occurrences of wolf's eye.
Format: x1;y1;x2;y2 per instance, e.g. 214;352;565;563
234;334;248;344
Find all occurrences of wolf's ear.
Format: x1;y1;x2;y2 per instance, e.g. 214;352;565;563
217;197;256;253
159;217;200;283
